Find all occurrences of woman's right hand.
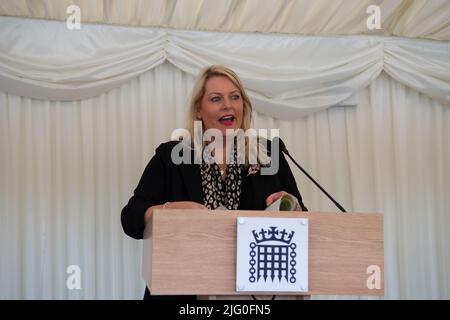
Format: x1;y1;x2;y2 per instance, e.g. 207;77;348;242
144;201;207;225
163;201;208;210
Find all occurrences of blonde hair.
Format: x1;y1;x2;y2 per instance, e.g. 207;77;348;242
185;65;270;167
187;65;252;137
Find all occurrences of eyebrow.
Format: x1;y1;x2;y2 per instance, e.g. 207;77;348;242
207;90;240;96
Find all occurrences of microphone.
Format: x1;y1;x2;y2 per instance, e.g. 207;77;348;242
274;137;347;213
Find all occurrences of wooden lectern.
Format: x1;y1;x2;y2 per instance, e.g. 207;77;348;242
143;210;384;297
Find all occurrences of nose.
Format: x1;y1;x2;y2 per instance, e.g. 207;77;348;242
221;96;232;110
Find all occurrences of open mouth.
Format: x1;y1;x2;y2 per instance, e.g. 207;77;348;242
219;115;235;126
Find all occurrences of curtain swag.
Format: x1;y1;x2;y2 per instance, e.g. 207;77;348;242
0;17;449;118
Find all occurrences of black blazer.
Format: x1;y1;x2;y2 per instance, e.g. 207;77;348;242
121;139;307;239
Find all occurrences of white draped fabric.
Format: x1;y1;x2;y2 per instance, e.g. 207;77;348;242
1;0;449;41
1;17;449;120
0;11;449;300
1;62;449;299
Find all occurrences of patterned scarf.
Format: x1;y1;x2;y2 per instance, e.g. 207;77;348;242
200;147;242;210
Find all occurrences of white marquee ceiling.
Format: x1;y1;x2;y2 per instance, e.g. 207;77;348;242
0;0;449;41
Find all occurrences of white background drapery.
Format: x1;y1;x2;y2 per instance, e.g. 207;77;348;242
0;5;449;299
1;0;449;41
1;17;449;118
1;62;449;299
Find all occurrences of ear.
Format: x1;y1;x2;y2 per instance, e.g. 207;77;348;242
196;110;202;120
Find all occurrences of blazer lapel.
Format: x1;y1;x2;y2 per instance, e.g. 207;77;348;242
240;168;267;210
180;163;203;204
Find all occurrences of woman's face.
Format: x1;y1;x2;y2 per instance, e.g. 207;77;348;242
197;76;244;135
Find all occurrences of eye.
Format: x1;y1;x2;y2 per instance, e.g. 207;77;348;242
211;96;222;103
231;94;241;100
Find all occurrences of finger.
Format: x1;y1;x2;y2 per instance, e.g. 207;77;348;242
266;192;279;206
266;193;275;206
193;202;207;209
266;191;287;206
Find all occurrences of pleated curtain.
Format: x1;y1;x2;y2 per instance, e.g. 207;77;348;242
0;11;449;299
1;62;449;299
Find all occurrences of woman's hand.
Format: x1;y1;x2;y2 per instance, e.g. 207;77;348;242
144;201;207;225
163;201;208;210
265;191;289;207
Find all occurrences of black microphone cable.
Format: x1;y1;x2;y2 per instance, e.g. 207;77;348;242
275;137;347;213
251;137;346;301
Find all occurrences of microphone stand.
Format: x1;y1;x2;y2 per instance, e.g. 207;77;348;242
252;138;346;301
280;141;347;213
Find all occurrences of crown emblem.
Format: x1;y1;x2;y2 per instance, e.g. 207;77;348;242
252;226;294;244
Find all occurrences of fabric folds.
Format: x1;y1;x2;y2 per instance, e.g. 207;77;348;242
0;16;449;118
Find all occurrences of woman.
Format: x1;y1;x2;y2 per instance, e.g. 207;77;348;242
121;65;307;299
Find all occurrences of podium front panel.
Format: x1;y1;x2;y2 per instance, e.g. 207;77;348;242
145;210;384;296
